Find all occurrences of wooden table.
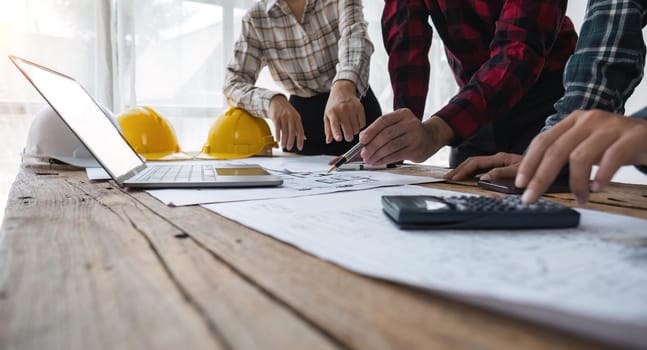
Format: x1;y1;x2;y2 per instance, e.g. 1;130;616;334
1;164;646;350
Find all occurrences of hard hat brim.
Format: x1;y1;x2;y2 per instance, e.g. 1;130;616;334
52;155;100;168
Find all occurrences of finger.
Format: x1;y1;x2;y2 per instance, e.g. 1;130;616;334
357;104;366;130
324;115;333;144
281;118;290;150
359;112;401;145
364;130;410;165
329;113;343;142
281;118;290;149
444;157;481;180
361;125;405;163
340;114;356;142
285;119;296;151
593;143;628;193
351;110;361;138
517;115;577;188
446;155;504;180
296;121;305;151
346;106;361;136
487;163;520;180
521;125;589;203
589;132;634;193
328;155;341;166
372;139;428;166
274;123;282;148
594;118;647;192
593;137;638;192
567;133;614;204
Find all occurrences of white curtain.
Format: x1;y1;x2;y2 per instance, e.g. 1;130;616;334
111;0;257;150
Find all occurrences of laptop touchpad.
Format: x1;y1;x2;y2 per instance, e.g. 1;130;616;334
215;167;271;176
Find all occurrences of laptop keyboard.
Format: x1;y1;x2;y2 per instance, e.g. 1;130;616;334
136;165;216;183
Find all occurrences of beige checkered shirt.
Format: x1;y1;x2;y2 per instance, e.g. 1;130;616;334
224;0;374;119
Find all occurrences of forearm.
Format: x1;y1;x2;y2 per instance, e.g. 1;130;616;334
224;72;281;119
224;12;280;118
335;0;373;96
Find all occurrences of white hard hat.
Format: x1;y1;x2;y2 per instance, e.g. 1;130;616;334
23;105;121;168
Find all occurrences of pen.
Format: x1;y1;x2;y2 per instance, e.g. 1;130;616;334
338;163;396;171
327;142;364;173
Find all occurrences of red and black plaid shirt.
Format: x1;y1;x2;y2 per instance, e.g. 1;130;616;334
382;0;577;143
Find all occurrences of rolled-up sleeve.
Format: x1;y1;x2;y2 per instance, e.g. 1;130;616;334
223;13;281;118
435;0;572;142
334;0;374;96
543;0;646;132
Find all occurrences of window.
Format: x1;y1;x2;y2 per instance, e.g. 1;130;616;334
1;0;104;114
113;0;257;150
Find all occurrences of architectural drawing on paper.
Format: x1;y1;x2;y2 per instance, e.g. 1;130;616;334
282;172;377;191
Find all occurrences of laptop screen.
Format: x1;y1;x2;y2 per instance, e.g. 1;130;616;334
12;56;144;179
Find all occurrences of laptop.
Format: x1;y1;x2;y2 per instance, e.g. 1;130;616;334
10;55;283;188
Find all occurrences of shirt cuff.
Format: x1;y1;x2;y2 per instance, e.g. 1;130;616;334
630;106;647;119
334;69;367;97
255;90;284;119
434;103;479;146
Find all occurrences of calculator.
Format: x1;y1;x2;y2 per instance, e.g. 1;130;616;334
381;195;580;229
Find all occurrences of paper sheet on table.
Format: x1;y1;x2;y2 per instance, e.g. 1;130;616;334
86;167;110;180
203;186;647;349
234;155;336;173
146;155;441;206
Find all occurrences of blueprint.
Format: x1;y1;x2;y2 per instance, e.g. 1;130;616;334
203;185;647;348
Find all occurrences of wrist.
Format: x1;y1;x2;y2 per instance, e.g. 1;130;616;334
268;94;289;119
270;93;287;104
424;116;455;146
269;94;288;109
331;79;358;97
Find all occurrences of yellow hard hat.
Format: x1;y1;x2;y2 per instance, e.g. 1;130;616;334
117;106;185;160
199;107;277;159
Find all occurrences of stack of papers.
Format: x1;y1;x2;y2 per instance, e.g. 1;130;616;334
87;155;647;347
203;186;647;348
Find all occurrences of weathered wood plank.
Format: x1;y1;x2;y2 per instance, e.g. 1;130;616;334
122;174;612;349
5;165;640;350
70;172;339;350
0;170;222;350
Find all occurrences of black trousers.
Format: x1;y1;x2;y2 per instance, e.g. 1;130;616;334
286;86;382;155
449;71;565;168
